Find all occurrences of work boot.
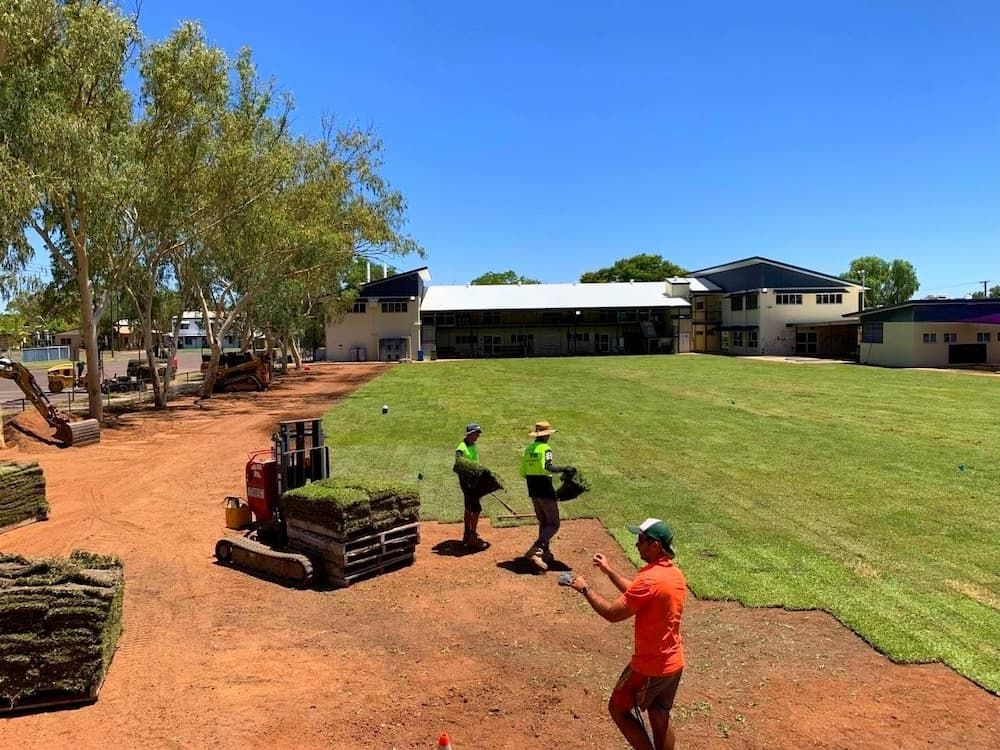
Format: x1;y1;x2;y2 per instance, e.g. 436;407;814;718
524;545;548;571
541;547;555;564
463;532;490;551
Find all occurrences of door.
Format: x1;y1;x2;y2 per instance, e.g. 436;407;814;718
482;335;501;356
378;338;408;362
678;332;691;353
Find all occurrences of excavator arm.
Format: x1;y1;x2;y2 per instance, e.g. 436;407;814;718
0;358;100;447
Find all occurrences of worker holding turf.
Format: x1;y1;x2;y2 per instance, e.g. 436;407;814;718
455;422;490;550
565;518;686;750
519;419;574;570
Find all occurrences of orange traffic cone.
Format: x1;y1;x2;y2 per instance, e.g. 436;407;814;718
437;731;453;749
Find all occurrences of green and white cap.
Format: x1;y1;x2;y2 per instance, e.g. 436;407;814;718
627;518;674;549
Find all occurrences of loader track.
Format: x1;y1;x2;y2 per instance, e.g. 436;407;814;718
214;535;315;588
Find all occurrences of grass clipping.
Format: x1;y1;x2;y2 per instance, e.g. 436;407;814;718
453;457;503;502
283;479;420;538
0;550;124;708
556;468;591;501
0;462;48;530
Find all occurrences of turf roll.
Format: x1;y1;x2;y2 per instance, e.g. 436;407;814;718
0;550;124;709
0;462;48;530
555;468;591;501
453;457;503;501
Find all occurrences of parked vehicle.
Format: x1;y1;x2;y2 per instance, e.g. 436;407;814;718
46;364;84;393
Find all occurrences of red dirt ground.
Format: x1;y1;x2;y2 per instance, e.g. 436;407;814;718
0;364;996;749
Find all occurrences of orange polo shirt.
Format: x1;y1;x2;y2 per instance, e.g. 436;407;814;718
620;557;686;676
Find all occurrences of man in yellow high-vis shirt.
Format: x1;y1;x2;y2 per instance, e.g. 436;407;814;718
519;419;573;571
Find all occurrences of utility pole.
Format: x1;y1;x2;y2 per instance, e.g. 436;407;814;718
859;269;866;310
981;280;989;297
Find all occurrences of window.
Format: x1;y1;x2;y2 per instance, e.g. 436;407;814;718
456;312;471;326
977;332;991;343
922;333;937;343
435;312;455;326
732;331;744;346
180;322;190;330
381;302;408;314
776;294;803;305
351;302;366;314
511;334;534;345
748;330;758;348
482;311;501;325
944;333;957;343
455;335;478;345
730;295;743;312
542;312;563;324
862;322;884;344
695;300;705;310
597;333;610;352
816;293;843;305
796;331;818;354
566;332;590;342
746;294;759;310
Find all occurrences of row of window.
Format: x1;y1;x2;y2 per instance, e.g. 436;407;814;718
923;332;992;344
351;302;409;314
729;294;759;311
729;330;759;348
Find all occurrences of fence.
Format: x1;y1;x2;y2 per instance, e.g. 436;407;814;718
21;346;71;364
0;371;205;418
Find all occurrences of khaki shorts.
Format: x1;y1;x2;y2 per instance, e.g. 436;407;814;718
610;665;683;713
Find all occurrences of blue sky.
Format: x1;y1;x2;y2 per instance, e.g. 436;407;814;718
19;1;1000;296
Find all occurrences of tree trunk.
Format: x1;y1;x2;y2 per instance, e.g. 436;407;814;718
289;339;302;369
75;242;103;422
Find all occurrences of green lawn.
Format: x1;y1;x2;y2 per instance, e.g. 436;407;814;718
321;356;1000;692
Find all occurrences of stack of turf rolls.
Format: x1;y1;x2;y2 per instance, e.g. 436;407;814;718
556;467;591;501
453;457;503;501
283;479;421;538
0;551;124;709
0;461;48;530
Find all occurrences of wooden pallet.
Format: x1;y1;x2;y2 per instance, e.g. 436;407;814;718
0;509;48;537
0;672;104;716
287;518;419;587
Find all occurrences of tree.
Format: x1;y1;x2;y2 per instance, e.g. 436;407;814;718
470;270;540;285
0;0;139;421
841;256;919;308
970;285;1000;299
580;254;687;283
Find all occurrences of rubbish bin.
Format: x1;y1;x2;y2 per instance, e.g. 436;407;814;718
417;350;424;362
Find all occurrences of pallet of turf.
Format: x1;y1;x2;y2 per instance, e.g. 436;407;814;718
0;550;124;714
283;479;420;587
453;457;503;501
0;461;48;534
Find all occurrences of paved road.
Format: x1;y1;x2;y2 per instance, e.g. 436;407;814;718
0;350;206;404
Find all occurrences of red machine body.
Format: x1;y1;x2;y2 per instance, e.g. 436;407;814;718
245;450;279;530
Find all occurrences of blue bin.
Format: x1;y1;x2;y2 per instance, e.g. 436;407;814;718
417;350;424;361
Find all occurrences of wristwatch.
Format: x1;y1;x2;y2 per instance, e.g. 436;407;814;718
579;586;589;595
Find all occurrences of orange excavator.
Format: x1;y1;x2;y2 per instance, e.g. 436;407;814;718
0;358;100;447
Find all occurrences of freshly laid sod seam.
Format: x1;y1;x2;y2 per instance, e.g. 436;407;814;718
321;356;1000;692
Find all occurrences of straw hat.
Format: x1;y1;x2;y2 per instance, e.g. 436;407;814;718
528;420;557;437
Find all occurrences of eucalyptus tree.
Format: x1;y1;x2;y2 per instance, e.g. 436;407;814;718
194;127;420;396
0;0;138;420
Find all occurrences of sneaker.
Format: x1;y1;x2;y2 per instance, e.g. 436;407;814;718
464;534;490;551
524;547;548;571
541;548;555;564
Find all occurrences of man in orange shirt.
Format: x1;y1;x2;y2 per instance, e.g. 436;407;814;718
567;518;686;750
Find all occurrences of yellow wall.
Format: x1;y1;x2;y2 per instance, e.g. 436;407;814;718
862;322;1000;367
724;287;861;355
325;305;421;362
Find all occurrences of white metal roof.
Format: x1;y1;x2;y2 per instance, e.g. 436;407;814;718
668;276;721;293
422;282;692;312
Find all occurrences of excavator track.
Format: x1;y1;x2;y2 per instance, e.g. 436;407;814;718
214;535;315;588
